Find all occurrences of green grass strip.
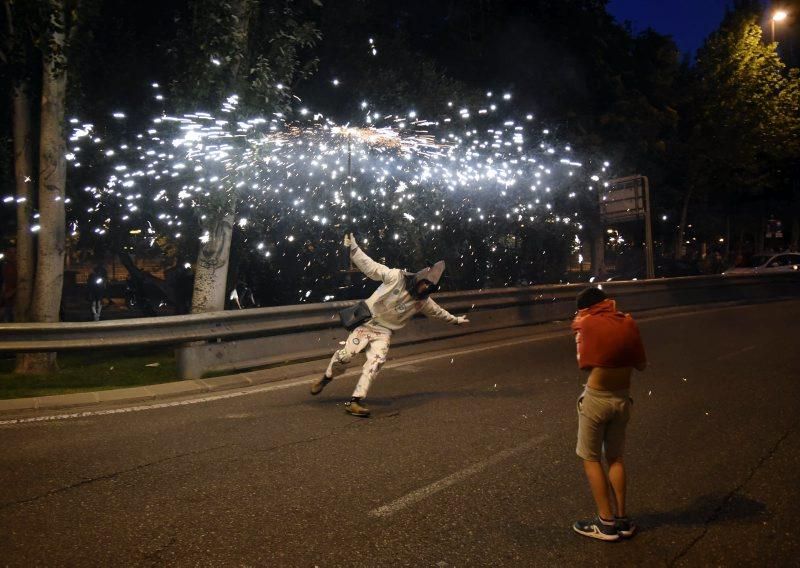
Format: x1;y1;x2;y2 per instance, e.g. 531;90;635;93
0;348;179;399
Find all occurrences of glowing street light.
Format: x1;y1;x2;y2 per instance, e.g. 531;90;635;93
772;10;788;43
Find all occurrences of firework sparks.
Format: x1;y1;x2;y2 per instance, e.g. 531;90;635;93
3;79;611;302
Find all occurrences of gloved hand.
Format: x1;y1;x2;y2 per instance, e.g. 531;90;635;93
455;316;470;325
343;232;357;249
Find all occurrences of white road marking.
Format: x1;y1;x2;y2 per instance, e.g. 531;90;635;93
369;434;549;518
716;345;756;361
0;377;312;426
0;332;571;426
0;301;782;427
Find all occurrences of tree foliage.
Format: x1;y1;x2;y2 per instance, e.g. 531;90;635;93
691;12;800;197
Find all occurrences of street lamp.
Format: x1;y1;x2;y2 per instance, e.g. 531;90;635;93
772;10;788;43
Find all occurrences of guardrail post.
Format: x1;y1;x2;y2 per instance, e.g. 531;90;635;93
176;341;205;380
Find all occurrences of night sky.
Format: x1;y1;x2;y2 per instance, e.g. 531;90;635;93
607;0;731;55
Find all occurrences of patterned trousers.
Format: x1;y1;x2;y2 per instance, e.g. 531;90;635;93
325;324;392;399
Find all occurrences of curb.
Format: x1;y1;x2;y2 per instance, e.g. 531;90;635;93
0;370;284;414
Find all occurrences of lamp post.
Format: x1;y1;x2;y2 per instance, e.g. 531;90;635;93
772;10;788;43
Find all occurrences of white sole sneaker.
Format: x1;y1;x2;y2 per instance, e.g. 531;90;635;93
572;521;620;541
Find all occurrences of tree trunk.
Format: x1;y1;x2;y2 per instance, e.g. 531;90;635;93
191;209;235;313
12;81;35;323
188;0;250;314
736;227;744;256
12;81;39;374
755;215;765;253
724;215;731;260
22;5;68;375
675;186;693;260
791;178;800;251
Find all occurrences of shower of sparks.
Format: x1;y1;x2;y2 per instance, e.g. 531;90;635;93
3;80;611;302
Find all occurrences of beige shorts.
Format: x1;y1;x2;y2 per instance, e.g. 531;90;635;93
576;387;632;462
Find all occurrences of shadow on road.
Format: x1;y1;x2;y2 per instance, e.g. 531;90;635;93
304;387;534;413
636;493;766;532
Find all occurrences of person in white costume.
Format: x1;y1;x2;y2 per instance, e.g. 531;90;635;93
311;233;469;416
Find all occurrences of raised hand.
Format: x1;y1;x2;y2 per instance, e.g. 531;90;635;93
343;233;357;249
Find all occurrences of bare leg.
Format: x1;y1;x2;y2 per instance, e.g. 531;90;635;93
607;457;626;517
583;460;614;520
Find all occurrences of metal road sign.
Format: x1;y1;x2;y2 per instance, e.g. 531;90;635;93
600;176;646;222
603;175;655;279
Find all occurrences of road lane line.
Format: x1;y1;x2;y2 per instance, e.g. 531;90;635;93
368;434;549;518
716;345;756;361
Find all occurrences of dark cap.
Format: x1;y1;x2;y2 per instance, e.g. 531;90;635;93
576;286;607;310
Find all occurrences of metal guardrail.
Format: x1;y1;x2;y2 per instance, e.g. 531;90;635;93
5;280;586;351
2;272;799;379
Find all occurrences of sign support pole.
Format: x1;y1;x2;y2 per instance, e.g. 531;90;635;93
642;175;655;279
603;174;656;280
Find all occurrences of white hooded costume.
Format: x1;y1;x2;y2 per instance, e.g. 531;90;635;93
325;242;465;399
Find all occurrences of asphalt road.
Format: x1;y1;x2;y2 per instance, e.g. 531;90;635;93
1;300;799;567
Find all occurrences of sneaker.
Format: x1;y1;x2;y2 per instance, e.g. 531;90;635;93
572;517;620;541
614;516;637;538
310;375;332;396
344;398;370;417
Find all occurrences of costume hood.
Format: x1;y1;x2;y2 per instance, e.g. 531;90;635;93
405;260;446;298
